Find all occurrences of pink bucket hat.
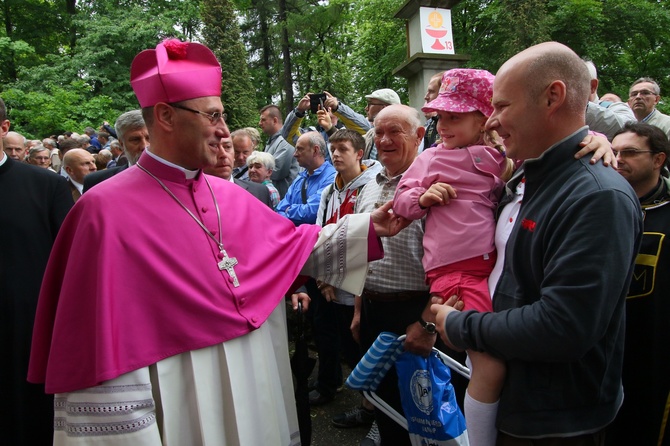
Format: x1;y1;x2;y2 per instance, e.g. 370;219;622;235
422;68;494;117
130;39;222;108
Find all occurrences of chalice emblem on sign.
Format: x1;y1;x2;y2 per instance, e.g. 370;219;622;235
425;10;448;50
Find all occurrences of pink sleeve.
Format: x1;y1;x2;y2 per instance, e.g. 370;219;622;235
393;151;433;220
367;218;384;261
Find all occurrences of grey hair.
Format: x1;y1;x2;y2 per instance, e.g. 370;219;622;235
630;77;661;95
114;110;146;143
231;127;261;148
28;145;49;158
246;151;275;170
583;60;598;80
110;140;122;151
303;131;328;158
4;131;26;145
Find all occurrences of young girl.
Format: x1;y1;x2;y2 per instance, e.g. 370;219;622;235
393;68;512;446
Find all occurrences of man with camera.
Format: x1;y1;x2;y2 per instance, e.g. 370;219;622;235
284;89;401;161
281;91;347;162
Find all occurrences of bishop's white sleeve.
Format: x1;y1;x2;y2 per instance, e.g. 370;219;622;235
300;213;372;296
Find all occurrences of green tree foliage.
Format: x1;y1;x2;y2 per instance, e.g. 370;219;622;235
286;0;356;105
0;0;200;138
235;0;407;121
201;0;258;129
0;0;72;83
3;82;114;137
452;0;670;108
345;0;407;110
2;0;670;137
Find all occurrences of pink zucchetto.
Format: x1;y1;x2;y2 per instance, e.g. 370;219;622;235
130;39;222;108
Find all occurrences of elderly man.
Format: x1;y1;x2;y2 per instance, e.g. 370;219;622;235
258;104;299;197
204;136;272;207
350;104;454;445
83;110;149;192
231;127;260;180
28;39;404;446
628;77;670;139
106;140;123;168
3;130;26;161
276;131;336;226
583;60;635;141
606;122;670;446
27;145;54;170
0;97;73;444
42;137;61;172
63;148;97;201
433;42;642;444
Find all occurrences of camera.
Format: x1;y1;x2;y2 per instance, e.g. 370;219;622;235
309;93;327;114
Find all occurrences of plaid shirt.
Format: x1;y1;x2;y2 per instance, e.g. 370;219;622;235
355;170;428;293
262;180;280;209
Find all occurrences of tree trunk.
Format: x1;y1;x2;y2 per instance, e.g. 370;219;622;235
2;0;16;80
253;0;273;105
65;0;77;54
278;0;293;114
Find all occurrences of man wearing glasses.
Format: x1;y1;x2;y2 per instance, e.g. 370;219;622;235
27;145;55;171
628;77;670;139
607;122;670;446
28;38;406;446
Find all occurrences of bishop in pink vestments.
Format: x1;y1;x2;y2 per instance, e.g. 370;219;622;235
28;39;395;446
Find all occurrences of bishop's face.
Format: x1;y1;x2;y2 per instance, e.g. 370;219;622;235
172;96;230;170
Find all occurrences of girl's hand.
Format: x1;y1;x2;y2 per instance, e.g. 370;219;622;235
418;182;457;208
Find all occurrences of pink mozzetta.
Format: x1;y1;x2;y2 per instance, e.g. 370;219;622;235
27;152;321;393
130;39;222;107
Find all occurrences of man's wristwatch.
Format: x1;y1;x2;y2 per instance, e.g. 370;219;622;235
419;317;437;335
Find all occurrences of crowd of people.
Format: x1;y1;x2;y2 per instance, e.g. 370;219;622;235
1;36;668;446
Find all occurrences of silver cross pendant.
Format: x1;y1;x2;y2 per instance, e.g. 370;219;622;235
218;249;240;287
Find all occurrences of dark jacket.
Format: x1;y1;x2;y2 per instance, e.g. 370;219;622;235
607;176;670;446
233;178;272;208
83;165;128;193
446;128;643;438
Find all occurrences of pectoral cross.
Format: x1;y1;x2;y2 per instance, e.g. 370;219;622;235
218;249;240;287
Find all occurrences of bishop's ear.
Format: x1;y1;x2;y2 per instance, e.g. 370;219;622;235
154;103;177;131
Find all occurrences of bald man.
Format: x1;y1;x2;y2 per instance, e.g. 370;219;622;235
433;42;643;443
3;131;26;161
63;148;96;201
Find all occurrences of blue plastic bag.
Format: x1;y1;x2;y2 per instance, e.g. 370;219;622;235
396;350;469;446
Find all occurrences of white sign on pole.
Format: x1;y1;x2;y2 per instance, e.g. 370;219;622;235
419;7;455;55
